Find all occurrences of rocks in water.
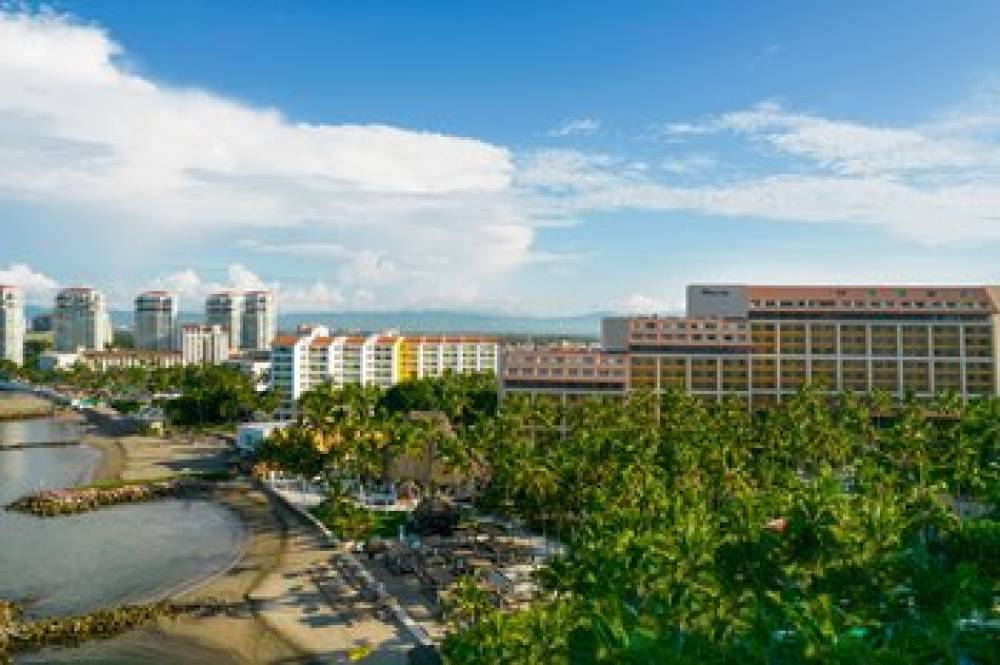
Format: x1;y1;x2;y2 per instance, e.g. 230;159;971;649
0;599;179;660
4;481;191;517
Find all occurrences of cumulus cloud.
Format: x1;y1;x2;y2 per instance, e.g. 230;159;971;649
0;263;58;300
0;9;533;309
144;264;345;312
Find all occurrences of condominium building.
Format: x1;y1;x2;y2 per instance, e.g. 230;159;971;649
181;324;231;365
53;287;111;352
242;290;277;352
398;336;499;380
205;291;244;351
134;291;178;351
500;284;1000;406
0;286;25;366
270;327;500;418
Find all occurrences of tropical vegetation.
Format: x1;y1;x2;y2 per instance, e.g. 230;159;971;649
255;376;1000;664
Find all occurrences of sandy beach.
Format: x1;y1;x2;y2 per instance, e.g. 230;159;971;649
78;424;411;664
0;394;54;421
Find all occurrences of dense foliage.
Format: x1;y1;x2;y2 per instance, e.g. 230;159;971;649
254;375;1000;663
161;365;278;426
258;372;496;483
3;360;278;427
445;388;1000;664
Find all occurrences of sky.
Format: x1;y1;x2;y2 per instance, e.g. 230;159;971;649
2;1;1000;314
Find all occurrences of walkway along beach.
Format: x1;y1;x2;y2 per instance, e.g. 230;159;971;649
4;409;415;664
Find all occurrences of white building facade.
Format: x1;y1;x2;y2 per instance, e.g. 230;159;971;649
0;286;25;366
270;327;499;419
135;291;178;351
54;287;111;352
181;324;231;365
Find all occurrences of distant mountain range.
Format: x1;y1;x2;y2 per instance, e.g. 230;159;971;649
25;306;619;339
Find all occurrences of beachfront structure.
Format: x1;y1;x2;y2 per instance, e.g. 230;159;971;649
0;285;25;366
270;327;500;418
500;284;1000;406
134;291;178;351
53;287;111;352
79;349;184;372
241;290;277;352
205;291;244;351
235;421;291;454
224;352;271;392
181;324;231;365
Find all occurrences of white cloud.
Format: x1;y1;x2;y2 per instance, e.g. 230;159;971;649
0;9;533;309
524;99;1000;245
715;101;992;176
660;153;717;175
620;293;677;313
144;264;345;312
0;262;58;300
548;117;600;137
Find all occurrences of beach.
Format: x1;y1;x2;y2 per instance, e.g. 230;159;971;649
0;395;54;421
75;423;411;664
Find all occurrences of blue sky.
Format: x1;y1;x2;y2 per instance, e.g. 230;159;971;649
2;2;1000;312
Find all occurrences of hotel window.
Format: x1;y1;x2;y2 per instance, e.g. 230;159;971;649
933;326;961;358
839;325;867;356
966;362;994;395
870;325;898;357
722;358;749;391
872;360;898;392
842;359;869;392
811;359;837;389
659;357;687;388
810;324;837;355
902;360;930;393
934;361;961;392
779;324;807;355
751;358;777;390
965;326;992;358
780;358;807;390
691;358;718;391
751;322;777;354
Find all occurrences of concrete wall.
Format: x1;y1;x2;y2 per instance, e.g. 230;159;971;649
686;284;748;318
600;317;631;351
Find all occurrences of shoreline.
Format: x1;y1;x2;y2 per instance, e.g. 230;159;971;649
78;427;305;663
16;412;411;663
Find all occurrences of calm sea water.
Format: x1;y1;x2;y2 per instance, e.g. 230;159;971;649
0;418;246;663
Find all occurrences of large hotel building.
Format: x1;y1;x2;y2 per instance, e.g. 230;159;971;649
500;284;1000;405
271;326;499;418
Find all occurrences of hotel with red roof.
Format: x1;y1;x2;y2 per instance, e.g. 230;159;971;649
500;284;1000;406
270;327;499;418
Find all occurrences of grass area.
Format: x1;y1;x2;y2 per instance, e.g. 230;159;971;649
310;500;410;539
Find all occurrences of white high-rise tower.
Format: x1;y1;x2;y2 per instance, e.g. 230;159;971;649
135;291;178;351
54;287;111;352
242;290;276;352
0;285;25;366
